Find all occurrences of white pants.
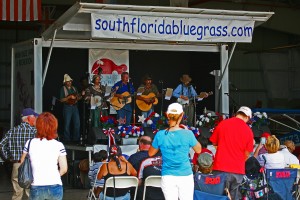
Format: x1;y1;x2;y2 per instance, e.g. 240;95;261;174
161;174;194;200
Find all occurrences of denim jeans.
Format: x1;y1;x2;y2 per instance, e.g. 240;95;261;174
63;105;80;141
30;185;63;200
117;104;132;126
99;192;130;200
142;107;153;127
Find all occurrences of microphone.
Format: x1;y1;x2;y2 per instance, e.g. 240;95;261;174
159;80;163;84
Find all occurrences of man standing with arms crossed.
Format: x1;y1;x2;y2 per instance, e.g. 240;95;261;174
210;106;254;199
0;108;39;200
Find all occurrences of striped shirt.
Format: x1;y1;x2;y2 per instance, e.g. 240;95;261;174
88;162;105;186
0;122;36;161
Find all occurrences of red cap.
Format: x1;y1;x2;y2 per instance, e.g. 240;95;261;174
261;132;271;138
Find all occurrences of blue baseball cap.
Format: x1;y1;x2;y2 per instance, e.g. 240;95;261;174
22;108;39;117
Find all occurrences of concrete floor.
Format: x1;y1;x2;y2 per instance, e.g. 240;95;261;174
0;163;89;200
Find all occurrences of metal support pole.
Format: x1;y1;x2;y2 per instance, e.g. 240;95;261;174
218;42;236;90
268;118;300;132
42;29;57;86
282;114;300;126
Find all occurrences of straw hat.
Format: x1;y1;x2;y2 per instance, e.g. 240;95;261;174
180;74;192;83
63;74;73;83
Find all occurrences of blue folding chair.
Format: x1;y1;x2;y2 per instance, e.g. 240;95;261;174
194;172;230;200
265;168;298;200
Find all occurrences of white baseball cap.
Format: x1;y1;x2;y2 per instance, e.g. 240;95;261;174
167;103;183;114
237;106;252;118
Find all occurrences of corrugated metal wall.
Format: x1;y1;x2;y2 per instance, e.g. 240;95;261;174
230;49;300;109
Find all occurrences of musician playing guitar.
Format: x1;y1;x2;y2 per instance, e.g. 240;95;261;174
82;74;108;128
60;74;81;143
173;74;209;126
136;74;159;127
111;72;135;126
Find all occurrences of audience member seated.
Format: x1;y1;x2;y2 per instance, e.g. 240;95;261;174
128;136;152;172
88;150;108;197
137;152;164;200
194;153;229;197
254;132;270;157
284;140;297;154
279;142;299;168
192;136;214;172
197;153;213;175
255;135;285;169
97;145;137;200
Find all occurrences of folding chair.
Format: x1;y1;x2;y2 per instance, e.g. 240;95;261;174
265;168;298;200
103;176;139;200
194;172;230;200
194;190;230;200
87;168;105;200
142;175;162;200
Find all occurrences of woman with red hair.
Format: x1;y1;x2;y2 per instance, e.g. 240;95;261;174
20;112;68;200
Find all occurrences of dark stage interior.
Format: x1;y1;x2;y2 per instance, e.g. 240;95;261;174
42;48;220;137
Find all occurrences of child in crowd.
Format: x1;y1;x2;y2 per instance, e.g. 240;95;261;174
192;136;214;172
197;152;213;174
88;150;108;197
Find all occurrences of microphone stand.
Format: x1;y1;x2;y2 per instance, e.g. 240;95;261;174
129;80;136;126
159;80;164;116
225;92;240;117
133;94;136;126
192;85;198;127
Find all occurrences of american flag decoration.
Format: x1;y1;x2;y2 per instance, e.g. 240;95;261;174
0;0;42;21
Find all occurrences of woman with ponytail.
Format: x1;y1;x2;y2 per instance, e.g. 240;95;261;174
97;145;137;200
149;103;202;200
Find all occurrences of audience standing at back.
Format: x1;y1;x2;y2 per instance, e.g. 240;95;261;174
128;136;152;172
210;106;254;200
149;103;201;200
88;150;108;197
20;112;68;200
0;108;38;200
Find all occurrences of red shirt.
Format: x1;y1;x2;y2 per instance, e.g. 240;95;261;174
192;148;214;165
210;117;253;174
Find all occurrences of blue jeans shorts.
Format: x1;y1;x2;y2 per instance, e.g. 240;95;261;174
30;184;63;200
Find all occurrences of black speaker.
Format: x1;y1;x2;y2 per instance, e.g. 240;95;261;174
87;127;121;145
143;127;156;139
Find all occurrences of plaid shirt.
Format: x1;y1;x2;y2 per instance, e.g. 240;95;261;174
0;122;36;161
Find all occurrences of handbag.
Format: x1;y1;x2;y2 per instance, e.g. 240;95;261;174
18;138;33;189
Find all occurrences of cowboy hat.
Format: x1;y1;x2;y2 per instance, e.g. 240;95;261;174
180;74;192;83
142;74;152;82
63;74;73;83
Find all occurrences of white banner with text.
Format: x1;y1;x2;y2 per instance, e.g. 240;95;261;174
91;13;255;43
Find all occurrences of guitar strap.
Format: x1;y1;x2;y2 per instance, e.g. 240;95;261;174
181;84;191;98
127;82;131;94
63;86;77;97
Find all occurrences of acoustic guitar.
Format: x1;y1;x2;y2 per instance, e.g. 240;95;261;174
66;93;80;105
110;91;133;110
136;93;158;111
177;91;213;105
